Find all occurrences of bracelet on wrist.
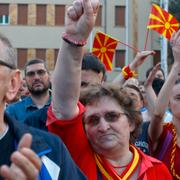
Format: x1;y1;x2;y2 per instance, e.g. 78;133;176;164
122;65;138;80
62;32;87;47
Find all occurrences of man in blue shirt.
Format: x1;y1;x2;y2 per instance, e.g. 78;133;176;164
6;59;51;122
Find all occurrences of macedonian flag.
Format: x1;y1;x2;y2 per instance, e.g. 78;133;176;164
147;4;179;40
92;31;118;71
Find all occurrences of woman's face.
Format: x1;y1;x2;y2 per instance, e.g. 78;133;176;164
170;84;180;119
126;87;144;110
84;96;135;154
155;70;164;80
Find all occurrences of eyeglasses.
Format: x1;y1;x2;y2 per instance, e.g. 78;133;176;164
0;59;16;69
26;69;47;77
85;111;126;126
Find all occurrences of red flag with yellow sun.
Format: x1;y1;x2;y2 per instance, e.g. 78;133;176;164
147;4;179;40
92;31;118;71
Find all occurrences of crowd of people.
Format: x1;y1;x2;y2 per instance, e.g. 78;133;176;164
0;0;180;179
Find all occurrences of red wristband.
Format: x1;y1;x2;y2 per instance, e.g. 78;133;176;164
122;65;138;80
62;32;87;47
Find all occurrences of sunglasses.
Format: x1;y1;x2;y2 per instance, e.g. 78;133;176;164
0;59;16;69
26;69;47;77
85;111;126;126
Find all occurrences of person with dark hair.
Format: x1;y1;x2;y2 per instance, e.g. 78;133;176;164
146;66;165;80
46;0;172;179
6;58;51;122
81;52;106;88
0;33;86;180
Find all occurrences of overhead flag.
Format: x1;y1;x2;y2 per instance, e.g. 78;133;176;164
147;4;179;40
92;31;118;71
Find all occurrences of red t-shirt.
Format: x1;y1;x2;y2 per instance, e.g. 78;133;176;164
47;102;172;180
151;124;180;180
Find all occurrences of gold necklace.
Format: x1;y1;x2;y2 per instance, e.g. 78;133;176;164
167;123;180;179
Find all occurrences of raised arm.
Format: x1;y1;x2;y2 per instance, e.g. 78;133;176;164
113;51;155;85
149;30;180;142
52;0;99;119
144;63;160;114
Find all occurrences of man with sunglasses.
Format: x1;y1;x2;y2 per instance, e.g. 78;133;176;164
6;59;51;123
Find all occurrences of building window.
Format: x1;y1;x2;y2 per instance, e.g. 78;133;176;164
36;49;46;60
18;4;28;25
0;15;9;25
115;6;125;26
0;4;9;25
115;50;125;68
95;6;102;26
17;49;27;69
55;5;65;26
36;5;46;25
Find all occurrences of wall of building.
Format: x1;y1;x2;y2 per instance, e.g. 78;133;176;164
0;0;160;80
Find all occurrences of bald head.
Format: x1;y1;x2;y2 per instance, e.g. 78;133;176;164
0;33;17;69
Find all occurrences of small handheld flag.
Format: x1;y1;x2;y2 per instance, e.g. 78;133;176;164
147;4;179;40
92;31;118;71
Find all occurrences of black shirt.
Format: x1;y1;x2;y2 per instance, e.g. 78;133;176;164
0;127;14;180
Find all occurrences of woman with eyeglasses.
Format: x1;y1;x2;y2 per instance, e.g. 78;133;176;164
46;0;172;179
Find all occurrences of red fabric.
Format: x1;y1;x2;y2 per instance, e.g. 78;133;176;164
47;102;98;180
151;125;180;180
147;4;179;40
47;102;172;180
92;31;118;71
137;147;172;180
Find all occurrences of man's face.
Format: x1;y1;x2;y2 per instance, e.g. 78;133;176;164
81;70;104;89
25;63;50;96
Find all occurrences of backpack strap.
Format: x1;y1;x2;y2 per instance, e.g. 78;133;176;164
157;131;173;160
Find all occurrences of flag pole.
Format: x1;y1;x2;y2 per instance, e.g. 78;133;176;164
118;40;140;53
160;0;168;79
125;0;129;65
144;29;149;50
